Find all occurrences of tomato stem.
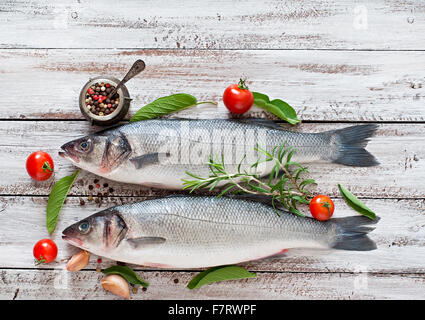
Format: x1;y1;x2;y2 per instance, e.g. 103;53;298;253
42;161;53;173
34;255;46;266
238;78;249;90
322;201;332;217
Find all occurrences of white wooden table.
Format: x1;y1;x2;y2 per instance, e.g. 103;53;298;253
0;0;424;300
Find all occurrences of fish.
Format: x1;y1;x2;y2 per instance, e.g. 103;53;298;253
62;196;379;269
59;119;378;189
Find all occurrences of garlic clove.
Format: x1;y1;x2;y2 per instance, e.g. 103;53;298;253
101;274;130;300
66;250;90;272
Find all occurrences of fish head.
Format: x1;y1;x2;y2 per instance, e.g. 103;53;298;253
62;208;128;253
59;131;131;174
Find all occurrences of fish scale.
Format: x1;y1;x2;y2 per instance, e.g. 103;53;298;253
63;196;376;268
60;121;380;267
60;119;378;189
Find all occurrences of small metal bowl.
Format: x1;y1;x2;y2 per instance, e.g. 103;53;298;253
79;76;131;126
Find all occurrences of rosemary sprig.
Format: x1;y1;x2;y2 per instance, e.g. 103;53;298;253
182;142;317;217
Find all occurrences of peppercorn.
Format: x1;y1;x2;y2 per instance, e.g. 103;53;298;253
85;81;120;117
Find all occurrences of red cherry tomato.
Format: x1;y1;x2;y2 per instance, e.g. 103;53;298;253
26;151;54;181
223;79;254;114
33;239;58;264
309;195;335;221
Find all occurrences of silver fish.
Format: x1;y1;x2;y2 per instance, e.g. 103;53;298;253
59;119;378;189
62;196;378;268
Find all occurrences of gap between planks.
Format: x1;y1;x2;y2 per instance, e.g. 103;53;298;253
1;119;425;124
1;267;425;276
2;48;425;52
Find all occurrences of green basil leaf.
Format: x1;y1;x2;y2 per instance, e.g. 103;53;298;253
46;170;80;234
102;266;149;288
252;92;300;125
130;93;198;122
338;184;376;220
252;91;270;103
270;99;300;125
187;265;256;290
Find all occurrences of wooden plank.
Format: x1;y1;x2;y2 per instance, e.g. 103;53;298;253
1;269;424;300
0;49;424;121
0;122;423;198
0;1;424;50
0;196;424;273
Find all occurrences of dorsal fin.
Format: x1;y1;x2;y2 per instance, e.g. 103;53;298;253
229;118;285;130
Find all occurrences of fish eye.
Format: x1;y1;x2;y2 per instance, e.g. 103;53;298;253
79;140;90;152
78;221;90;234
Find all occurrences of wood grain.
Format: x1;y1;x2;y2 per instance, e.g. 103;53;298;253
0;196;424;273
1;0;424;300
0;0;424;50
0;49;425;121
1;269;424;300
0;121;423;198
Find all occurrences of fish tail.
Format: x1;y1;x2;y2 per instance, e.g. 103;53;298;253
330;216;380;251
327;124;379;167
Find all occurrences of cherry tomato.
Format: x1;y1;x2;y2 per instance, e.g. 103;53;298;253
33;239;58;264
222;79;254;114
26;151;54;181
309;195;335;221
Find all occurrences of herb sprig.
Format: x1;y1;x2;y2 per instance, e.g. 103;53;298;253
183;142;316;217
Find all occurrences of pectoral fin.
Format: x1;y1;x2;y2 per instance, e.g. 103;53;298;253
130;153;169;169
127;236;166;248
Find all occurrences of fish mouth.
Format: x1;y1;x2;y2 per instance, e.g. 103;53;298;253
62;234;83;247
59;143;80;163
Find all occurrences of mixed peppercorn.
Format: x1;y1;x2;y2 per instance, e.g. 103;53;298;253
85;82;120;116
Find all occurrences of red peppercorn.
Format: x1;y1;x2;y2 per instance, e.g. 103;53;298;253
96;183;100;188
97;258;102;264
105;83;110;88
87;88;94;95
93;95;99;101
107;104;112;108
